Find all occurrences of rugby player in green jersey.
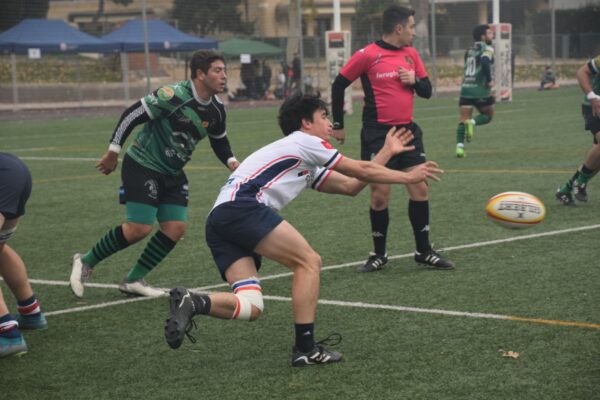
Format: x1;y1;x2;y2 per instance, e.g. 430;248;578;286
455;24;495;158
555;55;600;205
70;50;240;297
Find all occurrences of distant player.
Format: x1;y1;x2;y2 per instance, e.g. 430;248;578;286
0;153;48;358
555;55;600;205
455;24;495;158
163;93;443;367
70;51;240;298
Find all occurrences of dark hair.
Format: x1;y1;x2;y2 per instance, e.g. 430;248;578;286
190;50;225;79
278;93;328;136
472;24;490;41
381;5;415;34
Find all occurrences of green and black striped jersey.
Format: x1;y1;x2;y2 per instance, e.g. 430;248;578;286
126;80;227;176
460;42;494;99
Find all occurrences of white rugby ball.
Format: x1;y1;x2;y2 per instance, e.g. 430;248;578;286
486;191;546;229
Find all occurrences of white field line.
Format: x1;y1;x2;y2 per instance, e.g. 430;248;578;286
29;223;600;328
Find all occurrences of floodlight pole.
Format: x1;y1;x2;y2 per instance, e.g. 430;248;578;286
550;0;556;72
142;0;152;93
297;0;304;92
430;0;437;97
333;0;341;31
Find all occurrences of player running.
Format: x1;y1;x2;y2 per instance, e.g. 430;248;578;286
70;50;240;298
555;55;600;205
455;24;495;158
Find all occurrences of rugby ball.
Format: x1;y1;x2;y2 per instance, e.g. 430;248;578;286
486;191;546;229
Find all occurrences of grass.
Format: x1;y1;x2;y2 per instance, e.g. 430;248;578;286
0;86;599;399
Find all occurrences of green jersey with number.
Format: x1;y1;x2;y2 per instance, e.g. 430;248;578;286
126;80;227;176
582;55;600;106
460;42;494;99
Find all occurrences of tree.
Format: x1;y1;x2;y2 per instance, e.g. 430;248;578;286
0;0;49;32
353;0;399;46
170;0;254;36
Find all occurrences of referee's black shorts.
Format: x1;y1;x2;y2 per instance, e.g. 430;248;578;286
360;121;426;171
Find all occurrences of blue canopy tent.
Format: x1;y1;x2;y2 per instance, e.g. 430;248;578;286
101;19;218;100
101;19;217;52
0;19;117;108
0;19;116;54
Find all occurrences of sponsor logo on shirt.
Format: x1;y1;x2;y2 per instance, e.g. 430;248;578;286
158;86;175;101
375;71;400;79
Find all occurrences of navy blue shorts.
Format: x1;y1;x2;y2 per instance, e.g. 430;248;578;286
0;153;32;220
360;121;426;170
205;201;283;281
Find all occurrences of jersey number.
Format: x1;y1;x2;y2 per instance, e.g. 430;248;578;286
465;57;477;77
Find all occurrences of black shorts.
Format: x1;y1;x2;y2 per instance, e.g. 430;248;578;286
582;105;600;141
0;153;32;220
459;96;495;108
360;121;426;170
121;154;188;207
205;201;283;281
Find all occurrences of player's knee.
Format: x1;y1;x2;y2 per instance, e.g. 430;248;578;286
160;221;187;241
0;226;17;245
231;277;264;322
298;250;322;275
123;223;153;242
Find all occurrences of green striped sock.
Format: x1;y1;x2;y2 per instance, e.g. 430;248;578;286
456;123;465;144
82;226;129;267
125;231;176;282
474;114;491;126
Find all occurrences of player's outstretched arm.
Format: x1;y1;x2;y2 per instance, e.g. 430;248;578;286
320;128;442;195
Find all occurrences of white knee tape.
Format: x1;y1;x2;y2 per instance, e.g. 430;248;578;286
0;226;17;243
231;277;264;321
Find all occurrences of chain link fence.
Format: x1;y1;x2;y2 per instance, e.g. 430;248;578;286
0;0;599;108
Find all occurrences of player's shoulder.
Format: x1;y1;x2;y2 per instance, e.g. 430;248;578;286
591;55;600;72
156;81;191;102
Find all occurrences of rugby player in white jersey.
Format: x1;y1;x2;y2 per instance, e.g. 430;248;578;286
164;93;443;366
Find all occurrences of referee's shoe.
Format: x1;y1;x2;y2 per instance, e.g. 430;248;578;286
414;248;455;270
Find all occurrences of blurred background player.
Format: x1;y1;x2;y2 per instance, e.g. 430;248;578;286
455;24;495;158
0;153;47;358
539;65;560;90
555;55;600;205
70;51;239;298
331;5;454;272
163;93;443;366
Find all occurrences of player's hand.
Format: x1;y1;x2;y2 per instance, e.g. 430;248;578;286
406;161;443;183
330;128;346;144
487;80;495;88
591;98;600;117
398;67;416;85
227;159;240;171
96;151;119;175
383;127;415;156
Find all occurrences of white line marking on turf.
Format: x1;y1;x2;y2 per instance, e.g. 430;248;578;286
34;223;600;324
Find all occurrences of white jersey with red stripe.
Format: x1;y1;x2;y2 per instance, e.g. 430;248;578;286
213;131;343;211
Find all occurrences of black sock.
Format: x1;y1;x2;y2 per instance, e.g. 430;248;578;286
370;208;389;255
294;323;315;352
192;294;211;315
408;200;430;253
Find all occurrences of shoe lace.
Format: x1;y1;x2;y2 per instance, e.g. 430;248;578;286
184;319;197;344
316;332;342;347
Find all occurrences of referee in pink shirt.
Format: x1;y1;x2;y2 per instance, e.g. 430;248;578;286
331;4;454;272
